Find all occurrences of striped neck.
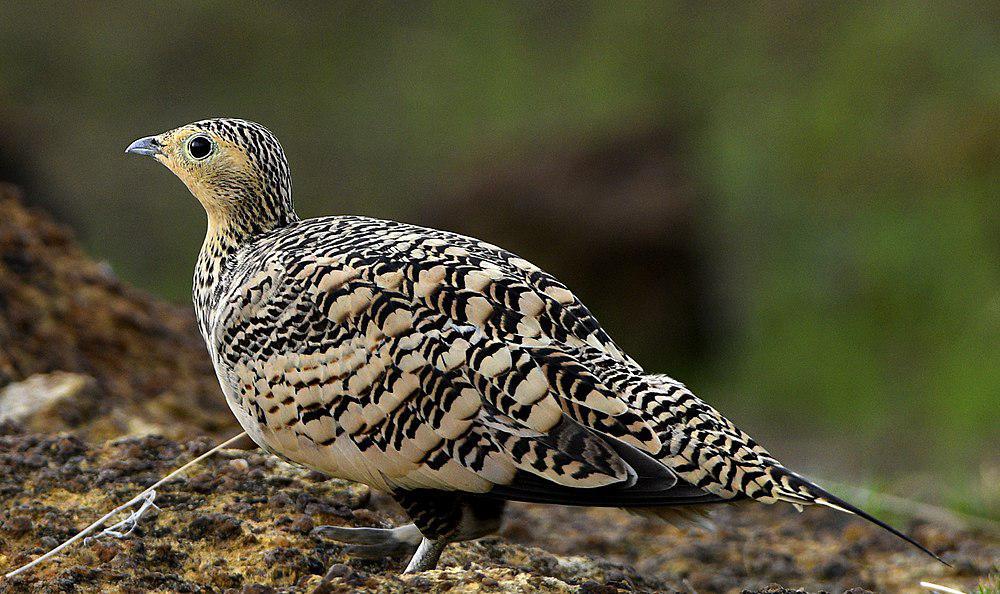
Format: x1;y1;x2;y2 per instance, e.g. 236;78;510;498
192;205;299;342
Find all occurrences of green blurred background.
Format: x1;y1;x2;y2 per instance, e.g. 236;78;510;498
0;3;996;512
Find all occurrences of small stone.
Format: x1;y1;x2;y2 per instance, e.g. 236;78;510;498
0;373;100;432
579;581;622;594
264;475;293;488
406;575;432;589
350;509;380;525
2;516;32;537
348;487;371;509
324;563;350;578
267;492;293;509
92;541;120;563
288;515;314;534
817;558;850;579
228;458;250;474
186;513;243;540
188;472;220;494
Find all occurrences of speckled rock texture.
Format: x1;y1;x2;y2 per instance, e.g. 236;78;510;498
0;185;996;593
0;429;994;593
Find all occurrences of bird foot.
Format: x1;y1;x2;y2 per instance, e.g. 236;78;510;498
312;523;421;559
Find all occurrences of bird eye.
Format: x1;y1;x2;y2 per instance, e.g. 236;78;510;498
187;135;212;160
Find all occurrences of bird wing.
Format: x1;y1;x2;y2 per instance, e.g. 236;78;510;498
211;216;680;495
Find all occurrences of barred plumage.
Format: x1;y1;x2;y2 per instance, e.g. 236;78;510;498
126;118;943;573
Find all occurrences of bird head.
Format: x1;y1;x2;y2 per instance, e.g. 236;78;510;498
126;118;296;237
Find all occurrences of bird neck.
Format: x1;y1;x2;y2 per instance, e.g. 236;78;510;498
204;201;300;246
192;202;299;342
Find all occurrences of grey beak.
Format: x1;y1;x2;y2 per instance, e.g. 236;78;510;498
125;136;162;157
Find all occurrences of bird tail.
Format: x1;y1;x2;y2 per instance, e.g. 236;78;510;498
765;465;948;565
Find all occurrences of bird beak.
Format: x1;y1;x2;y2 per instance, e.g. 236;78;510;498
124;136;163;157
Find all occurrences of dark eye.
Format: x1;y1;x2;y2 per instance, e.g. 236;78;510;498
188;135;212;159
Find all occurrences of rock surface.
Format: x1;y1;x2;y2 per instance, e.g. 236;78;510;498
0;429;994;594
0;372;100;432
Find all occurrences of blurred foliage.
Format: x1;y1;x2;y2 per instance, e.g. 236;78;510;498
0;2;996;497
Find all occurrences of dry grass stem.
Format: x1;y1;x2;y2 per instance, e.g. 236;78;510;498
2;431;248;580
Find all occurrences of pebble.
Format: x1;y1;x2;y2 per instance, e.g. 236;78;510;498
2;516;32;536
92;541;120;563
240;585;277;594
288;514;314;534
324;563;350;578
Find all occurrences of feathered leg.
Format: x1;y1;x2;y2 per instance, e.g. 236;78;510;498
394;489;507;573
313;490;506;575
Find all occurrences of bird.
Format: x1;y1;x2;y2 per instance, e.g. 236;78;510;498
125;118;944;575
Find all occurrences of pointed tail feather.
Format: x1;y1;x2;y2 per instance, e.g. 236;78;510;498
769;467;949;566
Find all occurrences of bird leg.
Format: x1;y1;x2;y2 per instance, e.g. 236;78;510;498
393;490;506;573
403;537;448;573
314;490;506;579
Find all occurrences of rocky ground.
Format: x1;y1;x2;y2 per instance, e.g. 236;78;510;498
0;428;994;594
0;186;996;593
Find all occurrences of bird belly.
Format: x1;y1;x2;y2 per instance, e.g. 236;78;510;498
216;356;397;490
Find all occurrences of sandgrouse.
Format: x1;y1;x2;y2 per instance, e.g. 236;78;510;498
126;118;942;574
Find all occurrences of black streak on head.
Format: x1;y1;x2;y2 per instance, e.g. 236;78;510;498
192;118;298;233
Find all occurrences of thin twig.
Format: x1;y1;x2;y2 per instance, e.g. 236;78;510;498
2;431;248;580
